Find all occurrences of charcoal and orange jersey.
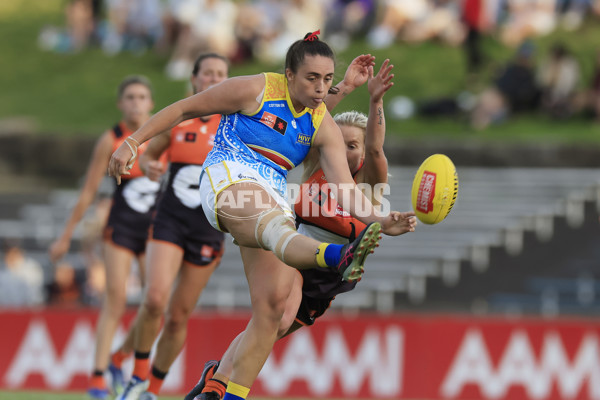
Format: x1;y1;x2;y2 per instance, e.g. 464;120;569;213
167;115;221;165
110;122;164;179
294;168;366;240
153;115;224;244
106;122;164;248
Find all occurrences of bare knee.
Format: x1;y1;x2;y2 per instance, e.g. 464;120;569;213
162;311;189;336
252;290;290;325
143;289;169;318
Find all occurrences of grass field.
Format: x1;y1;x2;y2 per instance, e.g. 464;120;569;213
1;0;600;143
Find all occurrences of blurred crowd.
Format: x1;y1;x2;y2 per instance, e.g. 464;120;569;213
414;39;600;128
0;191;143;308
38;0;600;78
0;237;104;308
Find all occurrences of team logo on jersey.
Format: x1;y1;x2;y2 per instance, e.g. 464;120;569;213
201;245;214;261
291;120;297;129
185;132;196;142
260;111;287;135
296;133;311;146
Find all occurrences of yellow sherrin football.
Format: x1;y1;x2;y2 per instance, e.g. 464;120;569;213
411;154;458;224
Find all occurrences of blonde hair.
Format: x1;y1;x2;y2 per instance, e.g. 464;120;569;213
333;111;368;131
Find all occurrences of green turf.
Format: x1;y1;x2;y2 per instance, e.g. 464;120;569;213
2;0;600;143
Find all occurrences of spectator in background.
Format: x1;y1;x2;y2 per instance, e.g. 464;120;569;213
401;0;466;46
3;239;44;305
367;0;429;49
101;0;164;55
255;0;324;63
38;0;99;53
471;40;541;129
231;0;286;64
594;0;600;16
537;43;580;119
500;0;557;47
46;261;84;307
556;0;589;31
367;0;466;49
324;0;377;52
164;0;237;80
462;0;488;75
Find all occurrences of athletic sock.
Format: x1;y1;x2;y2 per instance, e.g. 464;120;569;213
147;365;167;395
222;381;250;400
110;349;130;368
89;370;106;390
132;351;151;380
315;243;344;268
202;378;227;399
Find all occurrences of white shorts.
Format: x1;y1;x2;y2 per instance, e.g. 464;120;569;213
199;160;293;232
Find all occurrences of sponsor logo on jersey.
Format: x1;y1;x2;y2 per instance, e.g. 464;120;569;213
237;173;257;181
201;244;213;259
260;111;287;135
296;133;311;146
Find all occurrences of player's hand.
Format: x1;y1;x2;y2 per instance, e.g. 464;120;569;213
368;59;394;103
380;211;417;236
48;237;70;263
342;54;376;91
108;142;136;185
146;160;166;182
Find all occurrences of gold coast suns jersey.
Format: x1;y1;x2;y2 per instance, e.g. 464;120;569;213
203;73;327;198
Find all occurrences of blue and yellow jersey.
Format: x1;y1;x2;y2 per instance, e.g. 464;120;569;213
204;73;327;197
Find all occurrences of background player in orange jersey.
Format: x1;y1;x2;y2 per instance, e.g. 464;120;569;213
48;75;164;400
114;54;229;400
186;58;395;400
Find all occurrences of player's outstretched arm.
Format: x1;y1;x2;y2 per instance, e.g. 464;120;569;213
363;59;394;189
49;131;113;262
108;74;264;184
324;54;375;112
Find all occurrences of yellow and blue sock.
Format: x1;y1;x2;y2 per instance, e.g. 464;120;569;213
315;243;344;268
223;381;250;400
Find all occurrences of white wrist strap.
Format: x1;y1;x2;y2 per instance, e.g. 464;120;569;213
123;139;138;170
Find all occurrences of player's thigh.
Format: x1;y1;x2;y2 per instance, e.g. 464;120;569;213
216;182;278;246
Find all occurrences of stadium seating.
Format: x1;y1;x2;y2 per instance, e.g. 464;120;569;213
0;167;599;315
